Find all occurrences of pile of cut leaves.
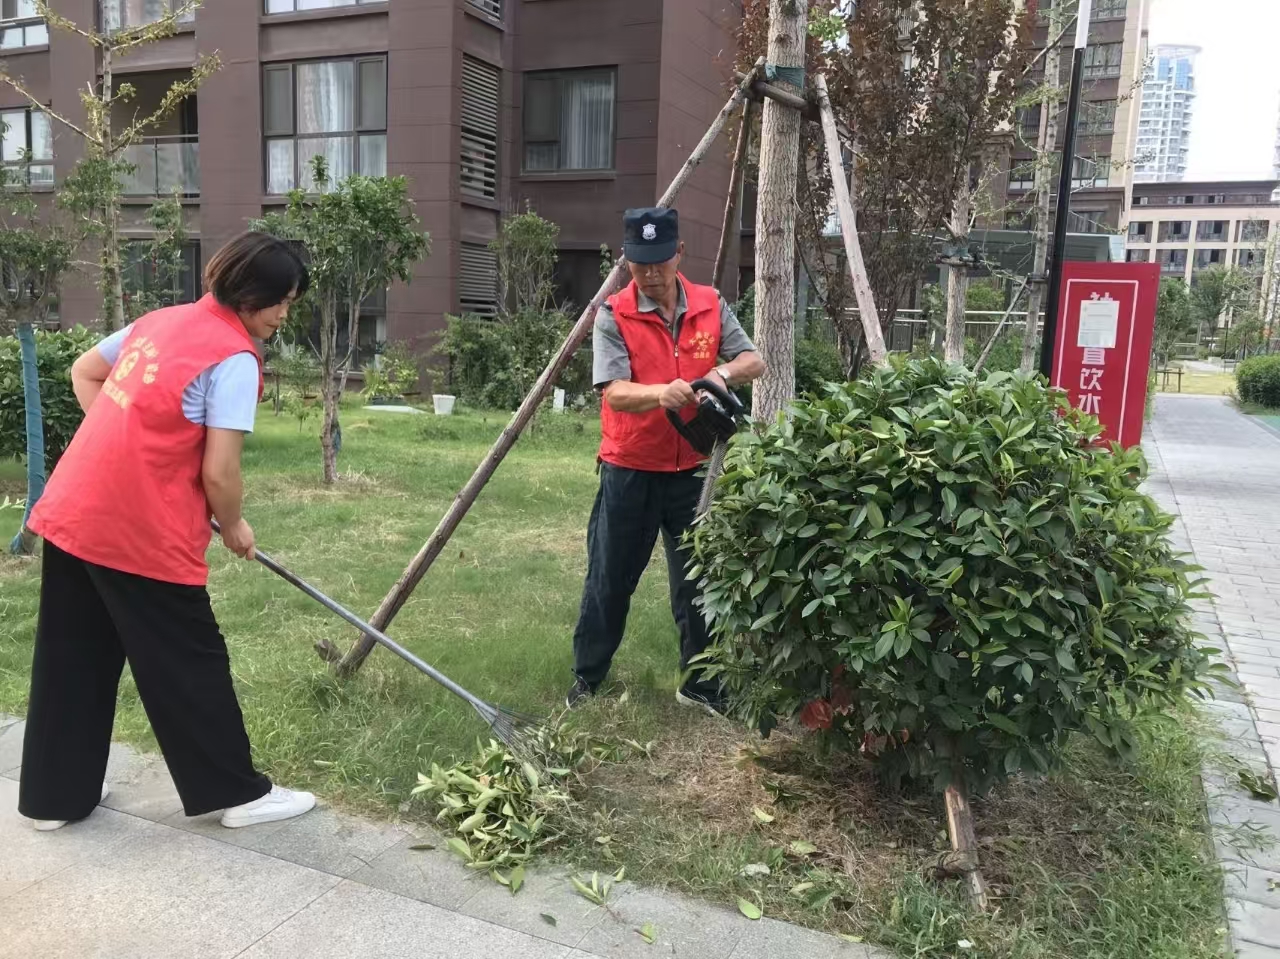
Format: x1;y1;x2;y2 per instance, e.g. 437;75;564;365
411;721;650;892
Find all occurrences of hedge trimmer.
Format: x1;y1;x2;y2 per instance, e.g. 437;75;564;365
667;377;746;517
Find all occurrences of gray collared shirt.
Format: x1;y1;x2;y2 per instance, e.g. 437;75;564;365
592;279;757;389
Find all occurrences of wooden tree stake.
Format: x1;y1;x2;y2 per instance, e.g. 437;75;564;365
814;73;887;366
972;276;1030;374
713;99;755;292
326;58;767;677
944;775;990;912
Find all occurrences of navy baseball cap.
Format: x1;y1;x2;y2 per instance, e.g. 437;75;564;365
623;207;680;265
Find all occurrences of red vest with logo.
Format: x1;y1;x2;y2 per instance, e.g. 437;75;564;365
30;295;263;586
599;276;721;472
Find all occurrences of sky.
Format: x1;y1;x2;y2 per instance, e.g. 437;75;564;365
1146;0;1280;181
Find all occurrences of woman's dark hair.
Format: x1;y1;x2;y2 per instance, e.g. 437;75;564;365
203;231;310;312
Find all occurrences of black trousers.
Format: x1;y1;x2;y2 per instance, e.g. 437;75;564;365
571;462;718;696
18;541;271;821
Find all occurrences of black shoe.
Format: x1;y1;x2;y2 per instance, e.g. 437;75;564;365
676;685;728;718
565;678;594;709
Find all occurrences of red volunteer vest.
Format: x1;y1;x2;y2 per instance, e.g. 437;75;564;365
599;276;721;472
30;295;263;586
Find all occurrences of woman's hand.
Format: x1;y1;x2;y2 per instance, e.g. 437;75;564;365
220;518;255;560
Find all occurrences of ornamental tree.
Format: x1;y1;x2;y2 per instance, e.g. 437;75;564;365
690;358;1221;797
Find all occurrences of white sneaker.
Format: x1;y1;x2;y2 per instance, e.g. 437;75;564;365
33;782;110;832
220;785;316;829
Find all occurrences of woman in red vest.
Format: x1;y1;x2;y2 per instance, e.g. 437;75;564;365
19;232;318;832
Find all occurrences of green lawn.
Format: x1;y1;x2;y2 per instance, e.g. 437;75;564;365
0;403;1229;956
1158;369;1236;397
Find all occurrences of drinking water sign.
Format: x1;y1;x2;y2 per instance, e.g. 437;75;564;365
1049;261;1160;449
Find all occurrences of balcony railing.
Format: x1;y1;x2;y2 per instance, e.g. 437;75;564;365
101;0;193;33
121;135;199;196
465;0;501;19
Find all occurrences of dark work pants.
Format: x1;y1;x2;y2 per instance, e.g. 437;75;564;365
571;462;718;696
18;541;271;822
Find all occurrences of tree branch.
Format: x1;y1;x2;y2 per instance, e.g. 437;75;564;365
0;71;98;144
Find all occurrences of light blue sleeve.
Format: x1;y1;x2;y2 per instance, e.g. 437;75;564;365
95;323;135;366
192;352;261;433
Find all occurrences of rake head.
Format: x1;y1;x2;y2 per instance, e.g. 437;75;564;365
470;699;551;765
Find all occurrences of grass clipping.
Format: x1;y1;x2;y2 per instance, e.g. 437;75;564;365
411;721;650;892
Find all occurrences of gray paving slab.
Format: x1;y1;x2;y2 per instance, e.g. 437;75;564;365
346;833;484;910
455;868;617;948
234;879;577;959
0;719;24;774
574;886;748;959
246;804;416;878
98;742;186;821
0;818;341;959
0;777;148;886
727;917;882;959
1148;395;1280;958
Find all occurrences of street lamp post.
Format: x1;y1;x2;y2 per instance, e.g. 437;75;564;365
1038;0;1093;377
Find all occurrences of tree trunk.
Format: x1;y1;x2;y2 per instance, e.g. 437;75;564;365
319;296;339;485
1021;6;1064;373
338;297;360;395
751;0;807;424
944;188;972;365
9;319;44;556
100;44;125;332
944;769;990;912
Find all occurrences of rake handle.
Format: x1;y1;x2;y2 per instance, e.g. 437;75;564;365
210;520;490;714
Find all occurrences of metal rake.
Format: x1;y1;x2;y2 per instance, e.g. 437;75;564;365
211;521;547;760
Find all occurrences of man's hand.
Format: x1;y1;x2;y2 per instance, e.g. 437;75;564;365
220;518;255;560
659;379;697;411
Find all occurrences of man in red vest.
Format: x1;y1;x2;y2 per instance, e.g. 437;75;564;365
19;233;318;832
567;207;765;713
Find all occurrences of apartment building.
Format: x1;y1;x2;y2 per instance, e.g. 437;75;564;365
0;0;741;360
999;0;1150;234
1124;180;1280;288
1132;44;1198;183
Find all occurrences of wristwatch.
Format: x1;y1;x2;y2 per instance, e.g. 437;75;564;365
713;365;732;387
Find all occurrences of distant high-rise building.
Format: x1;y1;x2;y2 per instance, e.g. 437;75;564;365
1134;44;1200;183
1273;93;1280;179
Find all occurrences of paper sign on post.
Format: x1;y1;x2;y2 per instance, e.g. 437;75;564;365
1077;298;1120;349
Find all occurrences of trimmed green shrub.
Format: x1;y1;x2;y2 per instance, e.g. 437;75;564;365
691;358;1219;795
0;326;101;463
1236;354;1280;408
795;338;845;397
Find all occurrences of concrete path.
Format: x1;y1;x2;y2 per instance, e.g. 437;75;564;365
0;717;880;958
1147;394;1280;957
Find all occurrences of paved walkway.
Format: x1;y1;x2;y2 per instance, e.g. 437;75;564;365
0;722;879;958
1147;394;1280;958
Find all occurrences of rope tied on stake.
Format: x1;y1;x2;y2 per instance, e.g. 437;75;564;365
765;63;806;91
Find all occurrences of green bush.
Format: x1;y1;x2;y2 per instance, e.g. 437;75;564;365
1235;354;1280;407
963;330;1022;373
795;338;845;396
691;358;1219;795
0;326;101;463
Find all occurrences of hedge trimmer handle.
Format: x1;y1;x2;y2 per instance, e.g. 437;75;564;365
666;377;745;456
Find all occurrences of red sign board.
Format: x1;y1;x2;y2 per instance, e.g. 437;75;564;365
1049;261;1160;449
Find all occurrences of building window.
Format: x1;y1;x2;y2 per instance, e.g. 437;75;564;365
1135;195;1150;206
1092;0;1126;20
1079;100;1117;136
459;241;499;316
1069;210;1107;234
1158;221;1190;242
1158;249;1187;273
301;289;386;370
122;239;201;311
1128;221;1152;241
1196;220;1227;242
1126;249;1150;263
1;0;46;47
1008;158;1036;192
101;0;193;32
1238;220;1270;243
523;67;616;173
465;0;501;19
1239;249;1262;269
1082;43;1123;80
461;56;500;201
1016;105;1041;139
1194;248;1226;269
265;0;382;13
0;106;52;186
1071;155;1109;189
263;57;387;194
